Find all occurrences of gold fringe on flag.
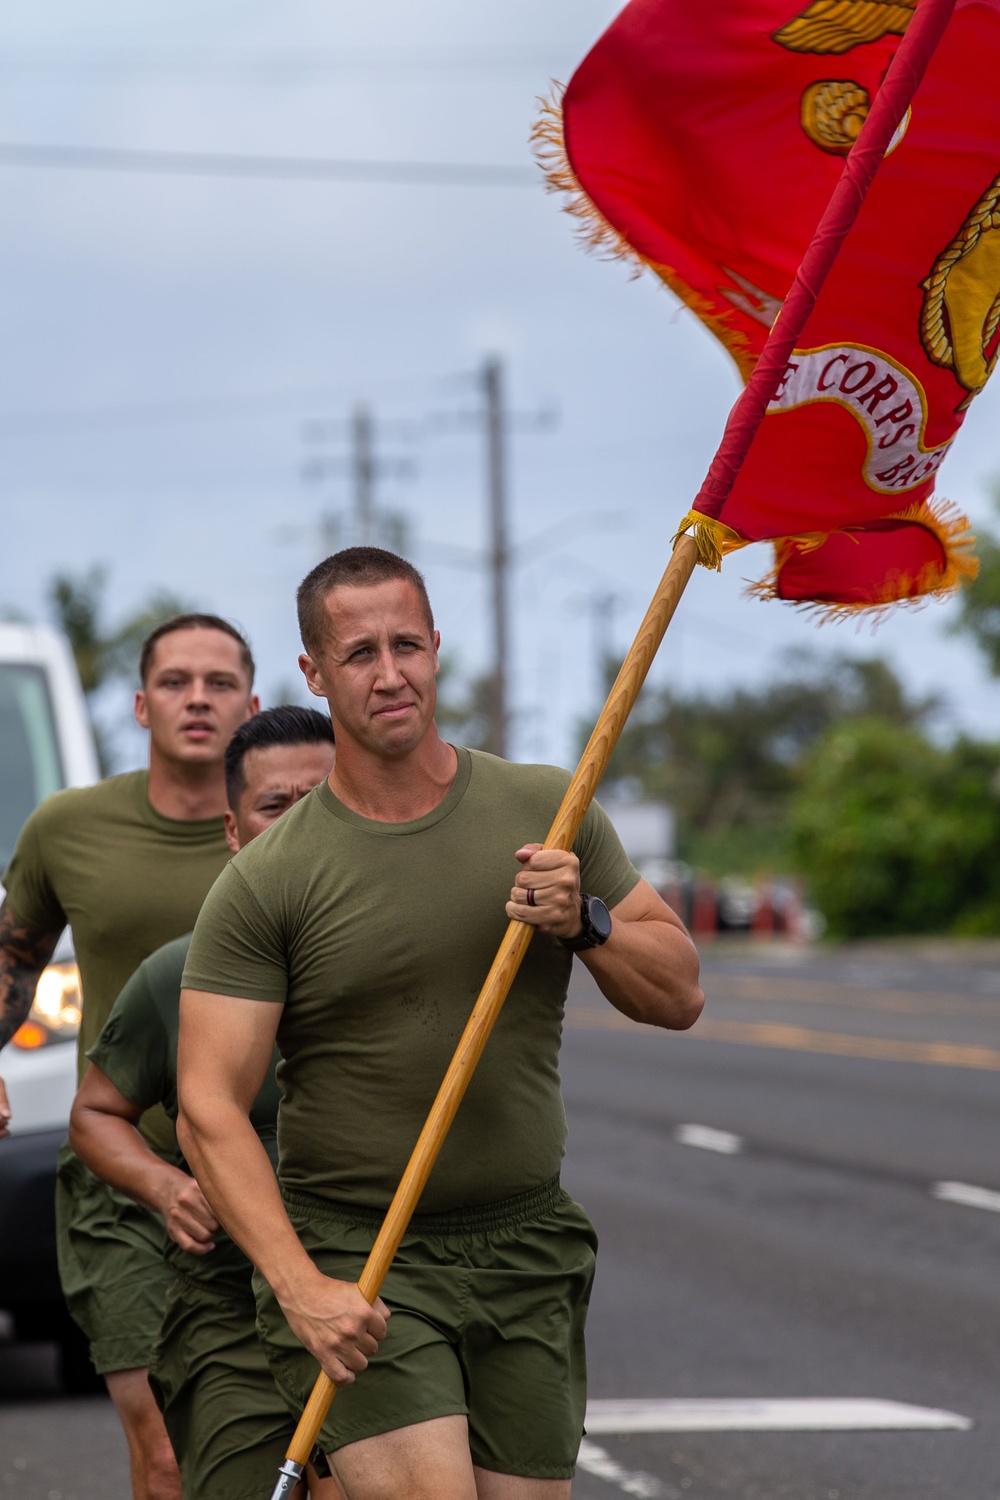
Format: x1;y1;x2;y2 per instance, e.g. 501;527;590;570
673;510;750;570
745;496;979;623
531;84;648;273
530;87;757;380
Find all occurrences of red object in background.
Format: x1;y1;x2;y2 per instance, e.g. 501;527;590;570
538;0;998;614
691;883;719;936
753;883;778;937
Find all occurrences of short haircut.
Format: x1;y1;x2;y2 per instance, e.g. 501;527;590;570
296;547;434;658
224;705;335;808
140;613;256;687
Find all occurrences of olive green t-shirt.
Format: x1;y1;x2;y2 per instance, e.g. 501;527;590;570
4;770;230;1153
184;747;640;1214
89;934;281;1295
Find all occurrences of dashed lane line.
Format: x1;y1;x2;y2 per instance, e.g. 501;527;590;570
932;1180;1000;1213
584;1398;972;1433
674;1123;742;1155
702;972;1000;1019
563;1007;1000;1071
672;1118;1000;1221
574;1003;1000;1222
577;1439;664;1497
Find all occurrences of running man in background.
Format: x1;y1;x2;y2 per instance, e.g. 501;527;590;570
178;548;703;1500
69;706;340;1500
0;613;258;1500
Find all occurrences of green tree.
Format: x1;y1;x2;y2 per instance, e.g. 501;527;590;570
588;652;936;872
790;720;1000;938
949;489;1000;674
47;567;190;772
434;656;493;752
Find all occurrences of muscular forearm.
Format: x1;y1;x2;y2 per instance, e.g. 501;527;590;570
583;916;703;1029
177;990;388;1385
71;1065;219;1254
70;1106;182;1215
179;1097;389;1385
177;1099;319;1301
0;902;58;1050
507;852;702;1028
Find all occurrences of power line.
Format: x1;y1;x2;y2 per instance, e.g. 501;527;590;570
0;47;572;77
0;386;342;436
0;372;479;437
0;141;538;186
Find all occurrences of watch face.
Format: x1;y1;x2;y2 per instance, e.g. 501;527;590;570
584;894;613;942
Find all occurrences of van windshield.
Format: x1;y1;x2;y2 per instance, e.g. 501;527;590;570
0;663;65;871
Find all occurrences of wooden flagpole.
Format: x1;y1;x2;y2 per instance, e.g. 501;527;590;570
268;3;956;1489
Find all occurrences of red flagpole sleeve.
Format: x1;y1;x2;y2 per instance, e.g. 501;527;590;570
693;0;957;523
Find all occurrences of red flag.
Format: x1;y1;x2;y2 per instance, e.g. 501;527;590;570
752;501;975;616
538;0;903;379
535;0;992;614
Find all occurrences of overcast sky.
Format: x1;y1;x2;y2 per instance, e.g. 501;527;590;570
3;0;1000;769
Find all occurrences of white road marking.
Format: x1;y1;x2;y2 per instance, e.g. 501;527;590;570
585;1398;971;1432
674;1122;742;1154
932;1180;1000;1213
577;1439;664;1497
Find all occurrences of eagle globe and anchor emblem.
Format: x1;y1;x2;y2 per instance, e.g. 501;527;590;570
774;0;917;55
920;174;1000;410
773;0;918;154
773;2;1000;416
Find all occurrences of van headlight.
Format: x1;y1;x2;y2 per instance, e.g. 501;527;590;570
12;961;83;1048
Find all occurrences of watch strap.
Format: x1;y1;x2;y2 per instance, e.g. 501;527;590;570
560;893;612;951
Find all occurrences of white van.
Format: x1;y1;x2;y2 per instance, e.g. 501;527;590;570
0;623;100;1386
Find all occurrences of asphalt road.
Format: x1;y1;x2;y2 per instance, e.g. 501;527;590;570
3;940;1000;1500
564;941;1000;1500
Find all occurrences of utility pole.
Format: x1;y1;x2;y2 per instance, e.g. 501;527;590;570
352;405;375;545
483;358;510;760
299;404;414;555
422;357;557;760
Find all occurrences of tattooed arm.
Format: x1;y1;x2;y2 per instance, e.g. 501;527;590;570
0;899;61;1139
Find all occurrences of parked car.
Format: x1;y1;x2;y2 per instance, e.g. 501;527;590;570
0;622;100;1388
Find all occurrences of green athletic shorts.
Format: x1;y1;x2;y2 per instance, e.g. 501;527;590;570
149;1273;328;1500
55;1140;173;1375
254;1176;598;1480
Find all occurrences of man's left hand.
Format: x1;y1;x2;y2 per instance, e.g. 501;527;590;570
507;844;584;941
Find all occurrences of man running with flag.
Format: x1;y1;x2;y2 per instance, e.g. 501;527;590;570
177;547;703;1498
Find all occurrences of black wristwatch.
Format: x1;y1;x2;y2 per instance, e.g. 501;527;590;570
560;893;613;952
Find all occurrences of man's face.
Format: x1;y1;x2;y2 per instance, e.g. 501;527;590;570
298;579;440;760
135;628;259;768
225;739;336;851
